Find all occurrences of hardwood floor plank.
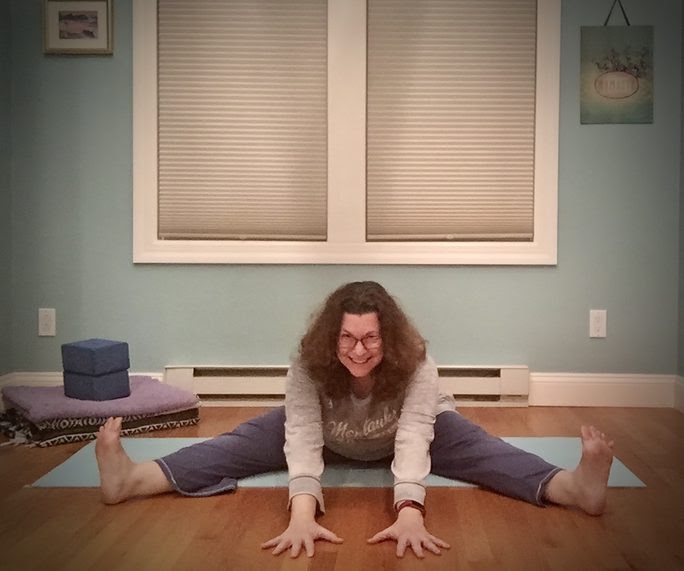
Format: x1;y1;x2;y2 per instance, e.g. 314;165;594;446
0;406;681;570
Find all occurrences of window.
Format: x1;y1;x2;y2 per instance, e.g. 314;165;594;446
133;0;560;264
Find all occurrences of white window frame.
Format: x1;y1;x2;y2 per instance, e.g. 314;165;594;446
133;0;560;265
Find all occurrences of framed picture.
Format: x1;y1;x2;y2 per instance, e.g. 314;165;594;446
580;25;653;124
43;0;113;55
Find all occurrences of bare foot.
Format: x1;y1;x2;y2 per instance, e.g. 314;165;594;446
544;425;614;514
95;417;134;504
571;425;614;515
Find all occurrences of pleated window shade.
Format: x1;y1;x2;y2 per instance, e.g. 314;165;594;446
157;0;328;241
366;0;537;241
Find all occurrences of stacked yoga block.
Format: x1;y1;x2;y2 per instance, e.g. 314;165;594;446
61;338;131;401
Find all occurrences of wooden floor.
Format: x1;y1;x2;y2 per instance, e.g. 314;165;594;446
0;406;682;571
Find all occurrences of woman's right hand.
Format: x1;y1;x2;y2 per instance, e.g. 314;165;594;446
260;494;343;558
261;519;343;558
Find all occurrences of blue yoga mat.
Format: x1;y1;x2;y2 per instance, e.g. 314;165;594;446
32;436;644;489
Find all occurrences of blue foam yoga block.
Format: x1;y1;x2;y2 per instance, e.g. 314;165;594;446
61;338;130;376
63;370;131;401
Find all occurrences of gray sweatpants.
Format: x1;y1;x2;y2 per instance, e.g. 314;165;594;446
155;407;560;506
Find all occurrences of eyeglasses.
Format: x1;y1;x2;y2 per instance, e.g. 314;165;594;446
338;332;382;351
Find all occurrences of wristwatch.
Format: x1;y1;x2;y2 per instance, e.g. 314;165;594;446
395;499;426;517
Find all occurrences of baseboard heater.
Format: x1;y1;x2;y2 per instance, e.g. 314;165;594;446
165;365;529;407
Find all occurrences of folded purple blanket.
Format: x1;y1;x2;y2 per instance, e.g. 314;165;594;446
2;376;199;423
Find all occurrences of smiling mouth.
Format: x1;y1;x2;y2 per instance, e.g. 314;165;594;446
348;357;372;365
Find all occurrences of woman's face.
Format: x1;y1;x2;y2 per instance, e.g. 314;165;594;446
337;312;384;378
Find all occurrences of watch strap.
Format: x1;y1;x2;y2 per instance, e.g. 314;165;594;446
395;499;426;517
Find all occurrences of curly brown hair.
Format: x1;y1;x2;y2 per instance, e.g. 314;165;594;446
298;281;426;401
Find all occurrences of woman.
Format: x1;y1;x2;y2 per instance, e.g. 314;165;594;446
96;281;614;559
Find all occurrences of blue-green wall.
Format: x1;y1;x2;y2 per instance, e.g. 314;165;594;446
6;0;683;375
679;4;684;378
1;0;11;375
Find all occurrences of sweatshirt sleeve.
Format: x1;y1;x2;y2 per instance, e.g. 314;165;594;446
284;360;326;513
391;356;439;507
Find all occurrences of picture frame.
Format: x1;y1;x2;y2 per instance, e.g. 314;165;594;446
580;25;653;124
43;0;113;55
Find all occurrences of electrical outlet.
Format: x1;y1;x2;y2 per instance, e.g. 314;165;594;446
589;309;607;338
38;308;56;336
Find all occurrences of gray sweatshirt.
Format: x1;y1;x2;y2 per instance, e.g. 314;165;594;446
284;355;455;512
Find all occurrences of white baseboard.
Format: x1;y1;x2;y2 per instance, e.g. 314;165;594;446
1;372;62;387
675;376;684;413
0;371;163;388
0;371;679;409
529;373;677;408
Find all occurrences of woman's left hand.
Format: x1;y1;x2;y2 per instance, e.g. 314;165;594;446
366;507;450;558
